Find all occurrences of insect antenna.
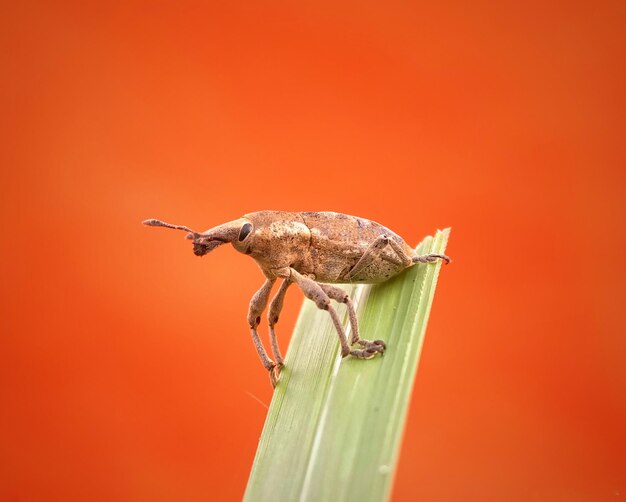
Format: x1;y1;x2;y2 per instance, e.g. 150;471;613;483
142;219;199;239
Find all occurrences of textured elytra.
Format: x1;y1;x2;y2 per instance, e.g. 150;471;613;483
235;211;414;284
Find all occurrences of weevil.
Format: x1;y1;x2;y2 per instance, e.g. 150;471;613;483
143;211;449;387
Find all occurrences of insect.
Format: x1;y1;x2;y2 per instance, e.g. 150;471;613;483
143;211;449;387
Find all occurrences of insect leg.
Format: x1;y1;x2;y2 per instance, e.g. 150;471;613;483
345;235;390;280
282;268;384;360
382;236;450;265
383;238;413;266
278;268;352;357
267;278;292;367
349;236;450;281
320;283;386;357
248;278;281;387
319;284;360;344
412;252;451;264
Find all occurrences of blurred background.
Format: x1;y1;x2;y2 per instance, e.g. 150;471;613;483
1;1;625;500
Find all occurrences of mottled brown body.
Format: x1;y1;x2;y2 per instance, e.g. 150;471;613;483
234;211;413;284
143;211;449;387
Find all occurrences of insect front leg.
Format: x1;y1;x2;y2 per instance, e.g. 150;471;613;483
267;278;292;368
247;278;281;387
319;283;386;359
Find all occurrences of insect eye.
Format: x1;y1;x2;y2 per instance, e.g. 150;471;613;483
238;222;253;241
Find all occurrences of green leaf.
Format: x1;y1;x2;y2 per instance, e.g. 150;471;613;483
245;228;451;502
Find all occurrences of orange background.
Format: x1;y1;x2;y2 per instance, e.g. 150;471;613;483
1;1;625;500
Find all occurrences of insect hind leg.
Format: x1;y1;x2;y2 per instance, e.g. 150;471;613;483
381;236;451;266
412;253;451;265
345;235;406;280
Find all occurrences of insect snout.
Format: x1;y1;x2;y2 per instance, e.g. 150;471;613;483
189;235;224;256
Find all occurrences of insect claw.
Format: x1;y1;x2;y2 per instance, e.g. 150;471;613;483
349;338;386;359
269;362;282;388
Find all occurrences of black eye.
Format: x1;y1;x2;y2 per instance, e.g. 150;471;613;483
238;222;253;241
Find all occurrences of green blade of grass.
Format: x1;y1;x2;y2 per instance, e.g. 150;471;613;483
245;228;450;502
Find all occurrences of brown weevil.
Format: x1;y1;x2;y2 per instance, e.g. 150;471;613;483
143;211;450;387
